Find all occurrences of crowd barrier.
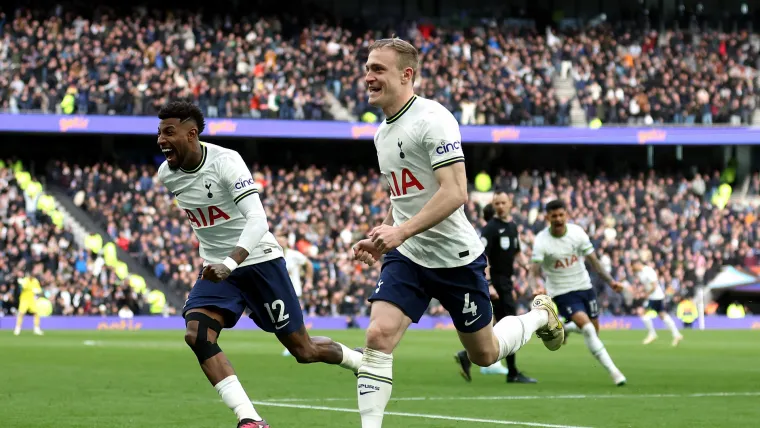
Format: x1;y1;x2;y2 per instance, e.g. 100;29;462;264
4;315;760;331
1;114;759;144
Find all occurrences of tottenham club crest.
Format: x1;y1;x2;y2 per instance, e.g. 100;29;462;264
203;179;213;198
398;139;405;159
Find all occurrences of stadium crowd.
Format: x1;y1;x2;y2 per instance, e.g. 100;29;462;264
0;163;152;318
48;159;758;319
1;7;759;125
571;28;760;125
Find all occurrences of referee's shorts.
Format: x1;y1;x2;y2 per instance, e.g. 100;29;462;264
491;275;516;322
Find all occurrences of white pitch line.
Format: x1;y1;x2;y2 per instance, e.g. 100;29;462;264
261;391;760;403
252;400;594;428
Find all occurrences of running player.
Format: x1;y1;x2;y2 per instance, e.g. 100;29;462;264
351;38;564;428
632;259;683;346
529;200;627;386
454;192;537;383
156;101;363;428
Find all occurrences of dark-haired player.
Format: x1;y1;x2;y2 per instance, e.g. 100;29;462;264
454;191;537;383
529;199;627;386
156;100;363;428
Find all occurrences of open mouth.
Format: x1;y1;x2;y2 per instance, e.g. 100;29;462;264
161;147;177;163
368;87;381;95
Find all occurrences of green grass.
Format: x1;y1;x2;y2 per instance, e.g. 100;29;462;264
1;329;759;427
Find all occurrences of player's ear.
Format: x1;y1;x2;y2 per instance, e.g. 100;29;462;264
187;126;198;141
401;67;412;84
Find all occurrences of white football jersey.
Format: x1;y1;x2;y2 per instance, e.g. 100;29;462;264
374;95;484;268
283;248;309;297
637;265;664;300
531;223;594;296
157;142;282;267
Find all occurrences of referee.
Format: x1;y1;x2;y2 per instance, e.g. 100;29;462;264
454;191;537;384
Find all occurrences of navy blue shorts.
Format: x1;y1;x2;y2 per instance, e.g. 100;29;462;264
646;299;665;313
182;257;303;335
368;249;492;333
554;288;599;321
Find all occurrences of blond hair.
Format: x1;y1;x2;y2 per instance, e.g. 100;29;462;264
368;37;419;83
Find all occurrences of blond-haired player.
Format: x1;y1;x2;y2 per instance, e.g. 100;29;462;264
351;37;564;428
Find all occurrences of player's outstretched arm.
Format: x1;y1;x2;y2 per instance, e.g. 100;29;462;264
586;253;623;291
398;162;468;238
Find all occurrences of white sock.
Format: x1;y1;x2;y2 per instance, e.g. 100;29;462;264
493;309;548;360
487;360;504;369
339;343;363;372
581;323;620;375
214;375;262;422
661;314;681;338
357;349;393;428
641;316;656;337
564;321;581;333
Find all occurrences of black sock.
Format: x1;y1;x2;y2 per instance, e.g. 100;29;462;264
506;354;517;374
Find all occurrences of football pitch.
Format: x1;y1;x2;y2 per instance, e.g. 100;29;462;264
2;329;758;427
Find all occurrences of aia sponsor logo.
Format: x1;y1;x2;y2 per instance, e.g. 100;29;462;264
554;255;579;269
387;168;424;196
185;206;230;227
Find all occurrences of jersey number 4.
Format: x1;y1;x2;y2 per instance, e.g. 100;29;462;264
462;293;478;316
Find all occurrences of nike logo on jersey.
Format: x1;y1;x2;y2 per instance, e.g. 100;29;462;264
359;390;377;396
499;228;505;233
464;315;482;327
173;191;182;197
275;321;290;330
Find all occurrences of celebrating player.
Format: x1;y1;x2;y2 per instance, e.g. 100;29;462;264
529;200;627;386
632;259;684;346
351;38;564;428
156;101;363;428
454;192;537;383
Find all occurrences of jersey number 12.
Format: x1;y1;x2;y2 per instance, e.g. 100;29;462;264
265;300;290;324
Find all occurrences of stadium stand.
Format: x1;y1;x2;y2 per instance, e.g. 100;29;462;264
572;27;760;125
0;162;151;317
49;159;754;318
2;7;757;125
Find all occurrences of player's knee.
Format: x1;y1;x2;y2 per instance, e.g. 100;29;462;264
184;312;223;363
467;348;499;367
365;323;396;354
184;328;198;347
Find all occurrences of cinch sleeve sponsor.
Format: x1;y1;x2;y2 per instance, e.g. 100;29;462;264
422;112;465;171
221;152;258;204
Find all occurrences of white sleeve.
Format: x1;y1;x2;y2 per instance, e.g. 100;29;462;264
644;268;658;285
577;227;594;256
221;152;269;255
421;110;465;171
531;236;545;263
295;251;309;266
